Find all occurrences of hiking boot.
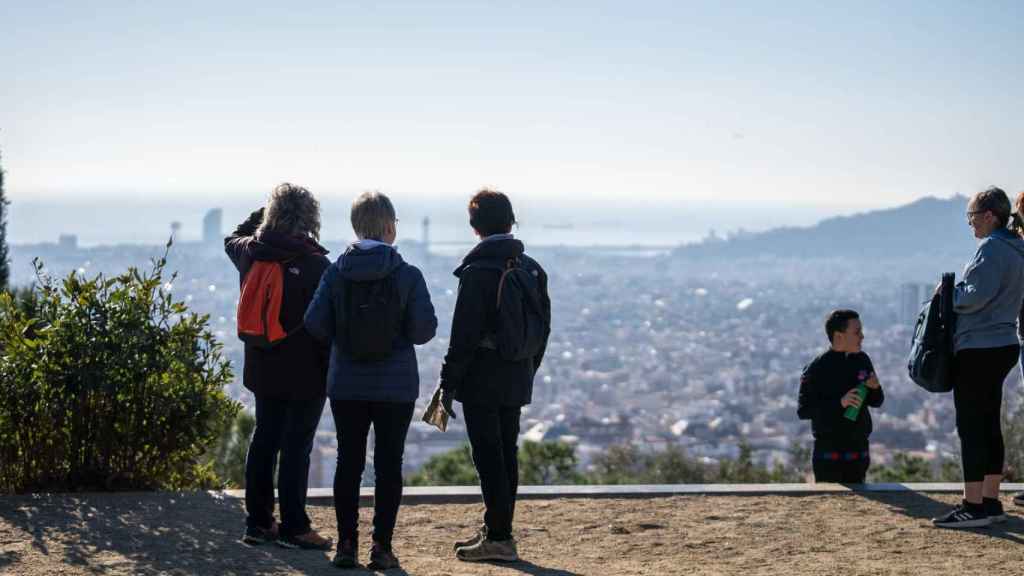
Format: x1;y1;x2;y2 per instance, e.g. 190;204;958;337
278;529;334;550
1013;492;1024;507
984;498;1008;524
455;538;519;563
368;541;400;570
453;524;488;551
932;501;991;529
242;521;279;545
332;539;358;569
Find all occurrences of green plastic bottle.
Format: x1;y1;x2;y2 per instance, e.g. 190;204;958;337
843;383;868;421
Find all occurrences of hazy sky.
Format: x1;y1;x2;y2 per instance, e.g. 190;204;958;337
2;0;1022;209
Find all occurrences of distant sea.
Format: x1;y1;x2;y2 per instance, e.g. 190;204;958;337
10;196;866;248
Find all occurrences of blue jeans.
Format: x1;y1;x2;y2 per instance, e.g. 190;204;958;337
245;394;326;537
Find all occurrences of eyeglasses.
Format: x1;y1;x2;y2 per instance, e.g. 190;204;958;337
966;210;988;223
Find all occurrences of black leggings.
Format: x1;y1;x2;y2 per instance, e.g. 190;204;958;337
954;345;1020;482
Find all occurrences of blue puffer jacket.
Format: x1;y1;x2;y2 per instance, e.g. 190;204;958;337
304;243;437;403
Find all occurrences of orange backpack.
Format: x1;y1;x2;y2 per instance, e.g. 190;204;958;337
237;260;292;348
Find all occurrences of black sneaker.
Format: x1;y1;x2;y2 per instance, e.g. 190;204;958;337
1013;492;1024;507
332;539;358;569
242;522;279;545
932;502;992;529
368;542;400;570
984;498;1008;524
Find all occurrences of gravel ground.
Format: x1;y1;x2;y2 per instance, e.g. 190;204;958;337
2;491;1024;575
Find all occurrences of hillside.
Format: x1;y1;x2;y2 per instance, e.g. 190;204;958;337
675;196;977;261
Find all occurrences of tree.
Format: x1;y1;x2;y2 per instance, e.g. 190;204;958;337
0;246;239;493
406;444;479;486
205;409;256;489
519;441;583;485
0;146;9;291
869;452;962;483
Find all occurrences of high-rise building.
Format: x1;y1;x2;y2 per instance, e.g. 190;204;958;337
202;209;223;244
900;283;928;326
58;234;78;251
421;216;431;250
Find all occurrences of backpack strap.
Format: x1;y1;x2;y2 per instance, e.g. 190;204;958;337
495;257;519;308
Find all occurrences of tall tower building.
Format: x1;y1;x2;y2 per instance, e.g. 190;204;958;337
422;216;431;251
203;209;223;245
900;283;926;326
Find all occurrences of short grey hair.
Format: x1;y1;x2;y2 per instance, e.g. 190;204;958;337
258;183;321;241
351;191;397;240
971;186;1011;228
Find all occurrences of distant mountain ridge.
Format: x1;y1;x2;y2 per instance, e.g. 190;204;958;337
675;195;977;260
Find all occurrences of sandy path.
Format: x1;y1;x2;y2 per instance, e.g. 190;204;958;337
2;492;1023;575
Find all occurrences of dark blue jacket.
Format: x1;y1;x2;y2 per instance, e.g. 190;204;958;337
304;243;437;403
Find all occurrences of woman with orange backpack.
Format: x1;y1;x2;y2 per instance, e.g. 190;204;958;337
225;183;333;550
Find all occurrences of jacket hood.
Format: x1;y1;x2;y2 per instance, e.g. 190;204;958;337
250;230;329;261
336;243;406;281
989;228;1024;254
454;238;525;277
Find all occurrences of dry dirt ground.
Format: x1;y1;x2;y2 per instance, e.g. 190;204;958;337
2;491;1024;575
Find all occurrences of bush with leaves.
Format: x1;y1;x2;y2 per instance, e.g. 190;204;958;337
0;248;239;493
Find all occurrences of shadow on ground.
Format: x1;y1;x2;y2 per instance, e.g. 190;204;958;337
0;493;585;575
855;488;1024;545
0;492;336;575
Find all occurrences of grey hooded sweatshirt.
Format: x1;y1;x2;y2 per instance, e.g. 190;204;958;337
953;227;1024;353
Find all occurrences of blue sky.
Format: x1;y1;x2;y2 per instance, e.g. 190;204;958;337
2;0;1022;210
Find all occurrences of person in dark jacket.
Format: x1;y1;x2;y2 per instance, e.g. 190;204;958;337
798;309;884;484
225;183;333;550
304;191;437;570
439;189;551;563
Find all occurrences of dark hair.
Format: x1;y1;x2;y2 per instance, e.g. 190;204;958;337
972;186;1011;228
825;309;860;343
468;189;516;236
1011;191;1024;238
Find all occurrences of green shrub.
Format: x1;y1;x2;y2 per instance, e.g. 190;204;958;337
0;249;239;493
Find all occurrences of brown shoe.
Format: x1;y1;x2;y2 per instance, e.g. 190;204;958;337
453;524;487;552
368;541;400;570
456;538;519;563
277;529;333;550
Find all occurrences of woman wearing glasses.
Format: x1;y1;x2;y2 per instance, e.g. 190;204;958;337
933;187;1024;529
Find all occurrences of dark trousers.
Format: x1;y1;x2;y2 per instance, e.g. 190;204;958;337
331;400;415;547
463;404;522;542
245;394;326;537
954;345;1020;482
813;458;870;483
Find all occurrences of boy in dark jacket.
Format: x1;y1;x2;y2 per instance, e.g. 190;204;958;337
225;183;332;550
798;309;884;483
304;191;437;570
439;189;551;563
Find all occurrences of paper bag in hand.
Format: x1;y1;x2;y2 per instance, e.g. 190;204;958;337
422;387;449;432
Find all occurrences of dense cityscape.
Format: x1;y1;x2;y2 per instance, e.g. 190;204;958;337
9;208;1007;488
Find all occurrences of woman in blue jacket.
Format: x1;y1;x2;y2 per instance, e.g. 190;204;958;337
933;187;1024;529
304;191;437;570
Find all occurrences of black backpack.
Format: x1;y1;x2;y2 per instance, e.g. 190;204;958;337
338;274;403;363
907;273;956;393
480;257;549;361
